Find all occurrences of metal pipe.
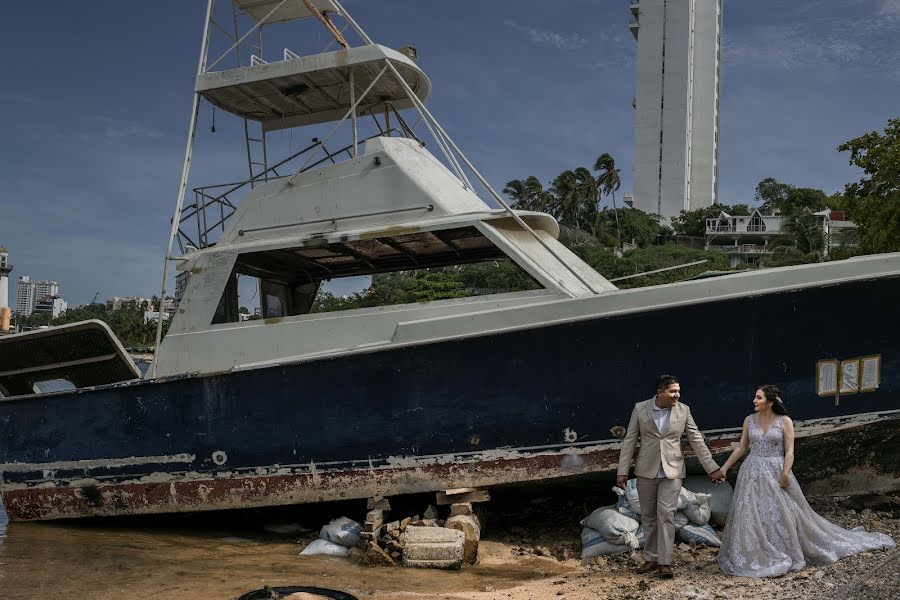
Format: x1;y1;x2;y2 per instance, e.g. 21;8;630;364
331;0;375;45
238;204;434;236
150;0;215;379
350;69;358;158
608;259;708;282
207;0;288;71
287;64;389;184
380;60;601;294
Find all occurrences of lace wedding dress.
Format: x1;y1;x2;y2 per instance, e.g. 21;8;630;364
717;415;894;577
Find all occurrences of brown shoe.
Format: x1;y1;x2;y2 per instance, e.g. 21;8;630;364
635;561;657;574
657;565;674;579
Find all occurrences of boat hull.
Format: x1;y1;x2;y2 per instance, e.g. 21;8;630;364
2;275;899;520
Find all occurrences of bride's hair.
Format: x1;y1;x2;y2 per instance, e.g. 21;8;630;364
759;384;789;416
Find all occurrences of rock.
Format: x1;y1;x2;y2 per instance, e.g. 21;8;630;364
483;585;495;592
679;586;709;599
386;520;400;532
715;592;731;599
367;495;391;511
678;542;691;551
423;505;440;520
361;541;395;567
450;502;473;517
813;570;826;579
402;525;465;569
400;517;412;531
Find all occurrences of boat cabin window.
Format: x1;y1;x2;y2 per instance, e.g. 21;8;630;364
212;226;541;323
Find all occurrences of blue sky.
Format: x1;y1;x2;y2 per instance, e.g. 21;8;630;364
0;0;898;306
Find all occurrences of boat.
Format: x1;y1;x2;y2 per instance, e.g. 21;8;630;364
1;0;898;521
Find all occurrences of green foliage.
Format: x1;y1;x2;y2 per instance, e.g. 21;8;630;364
672;203;751;237
754;178;829;214
311;260;540;314
838;117;900;200
837;118;900;253
15;299;169;349
573;243;731;288
593;207;671;247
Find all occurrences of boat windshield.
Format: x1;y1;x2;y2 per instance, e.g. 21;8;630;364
211;226;542;323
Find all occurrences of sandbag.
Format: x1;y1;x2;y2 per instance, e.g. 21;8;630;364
682;493;712;525
581;527;634;558
319;516;362;548
676;522;721;547
580;507;641;549
616;494;642;521
683;476;734;527
299;539;350;556
674;511;689;531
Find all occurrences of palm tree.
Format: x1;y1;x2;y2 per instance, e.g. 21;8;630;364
594;153;623;245
766;214;826;266
502;176;553;213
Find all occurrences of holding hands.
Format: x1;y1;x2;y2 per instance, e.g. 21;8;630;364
709;468;726;483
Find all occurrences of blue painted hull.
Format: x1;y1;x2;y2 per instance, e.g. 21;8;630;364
1;275;899;519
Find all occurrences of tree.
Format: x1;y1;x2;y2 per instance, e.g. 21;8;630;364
754;178;828;214
837;117;900;254
549;168;599;231
592;207;671;248
503;176;553;213
594;153;623;244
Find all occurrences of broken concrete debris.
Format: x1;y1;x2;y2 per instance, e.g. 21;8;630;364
298;492;488;568
401;525;466;569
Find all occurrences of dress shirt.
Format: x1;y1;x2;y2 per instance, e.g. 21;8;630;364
653;400;672;478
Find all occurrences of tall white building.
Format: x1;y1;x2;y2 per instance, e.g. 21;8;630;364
0;246;11;309
16;276;60;316
630;0;723;220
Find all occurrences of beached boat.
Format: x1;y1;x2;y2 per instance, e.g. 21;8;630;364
1;1;898;521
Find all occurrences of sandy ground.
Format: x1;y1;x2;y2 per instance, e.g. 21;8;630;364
1;482;896;600
357;496;899;600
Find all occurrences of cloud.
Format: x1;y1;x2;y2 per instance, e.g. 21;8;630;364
880;0;900;16
503;19;588;51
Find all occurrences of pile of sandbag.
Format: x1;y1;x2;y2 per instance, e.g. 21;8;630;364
580;479;721;558
299;516;362;556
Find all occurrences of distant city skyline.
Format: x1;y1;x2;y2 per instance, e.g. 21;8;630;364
2;1;899;304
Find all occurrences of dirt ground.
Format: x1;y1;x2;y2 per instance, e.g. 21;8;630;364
356;491;900;600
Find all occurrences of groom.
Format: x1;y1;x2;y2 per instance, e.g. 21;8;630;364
616;375;724;579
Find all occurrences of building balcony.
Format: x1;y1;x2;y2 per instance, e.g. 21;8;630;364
630;2;640;17
714;244;770;254
629;19;639;40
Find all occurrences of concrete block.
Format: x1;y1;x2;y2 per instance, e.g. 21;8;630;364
402;526;465;569
445;514;480;564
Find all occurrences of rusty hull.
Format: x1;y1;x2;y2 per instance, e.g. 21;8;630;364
6;413;898;521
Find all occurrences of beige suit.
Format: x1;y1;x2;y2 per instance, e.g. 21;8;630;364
617;398;719;565
617;399;720;479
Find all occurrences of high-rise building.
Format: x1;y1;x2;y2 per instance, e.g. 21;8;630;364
16;276;60;316
630;0;723;220
0;246;11;309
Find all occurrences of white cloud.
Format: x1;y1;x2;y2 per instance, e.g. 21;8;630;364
503;19;588;51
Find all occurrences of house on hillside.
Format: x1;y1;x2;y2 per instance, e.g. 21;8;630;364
704;207;857;267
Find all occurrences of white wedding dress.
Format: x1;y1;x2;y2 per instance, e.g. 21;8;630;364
717;415;894;577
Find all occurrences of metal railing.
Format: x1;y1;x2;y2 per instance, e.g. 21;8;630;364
176;130;404;251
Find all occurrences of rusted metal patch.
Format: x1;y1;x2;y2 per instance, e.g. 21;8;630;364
0;437;737;522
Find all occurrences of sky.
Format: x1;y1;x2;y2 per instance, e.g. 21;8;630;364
0;0;898;306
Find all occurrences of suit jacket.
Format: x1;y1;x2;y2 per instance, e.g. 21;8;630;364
616;398;719;479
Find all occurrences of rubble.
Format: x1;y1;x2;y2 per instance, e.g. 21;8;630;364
401;525;465;569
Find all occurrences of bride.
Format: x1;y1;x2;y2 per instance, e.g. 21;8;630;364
717;385;894;577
